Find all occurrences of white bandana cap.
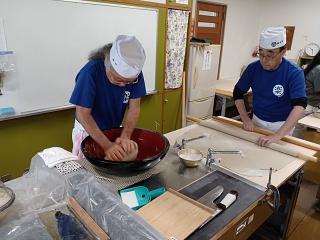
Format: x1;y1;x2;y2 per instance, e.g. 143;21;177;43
110;35;146;78
259;27;286;49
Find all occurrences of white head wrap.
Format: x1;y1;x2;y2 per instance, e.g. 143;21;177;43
109;35;146;78
259;27;286;49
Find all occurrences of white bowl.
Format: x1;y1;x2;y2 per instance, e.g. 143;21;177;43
178;148;203;167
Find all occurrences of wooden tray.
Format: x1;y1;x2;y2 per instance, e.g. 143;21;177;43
136;188;214;240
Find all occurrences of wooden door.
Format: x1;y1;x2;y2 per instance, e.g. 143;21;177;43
195;2;225;44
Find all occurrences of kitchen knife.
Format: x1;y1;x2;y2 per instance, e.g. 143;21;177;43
199;190;238;228
197;185;224;207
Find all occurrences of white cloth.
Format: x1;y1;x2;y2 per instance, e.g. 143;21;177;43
38;147;78;168
72;119;89;159
252;114;294;136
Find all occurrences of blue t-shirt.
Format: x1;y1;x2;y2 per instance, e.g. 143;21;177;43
69;60;146;130
236;58;306;122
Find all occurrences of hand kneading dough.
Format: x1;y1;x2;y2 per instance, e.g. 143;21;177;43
122;148;139;161
104;148;138;161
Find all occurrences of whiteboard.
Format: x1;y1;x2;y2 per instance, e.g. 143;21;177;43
0;0;158;115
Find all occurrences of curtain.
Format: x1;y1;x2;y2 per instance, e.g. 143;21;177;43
165;9;190;89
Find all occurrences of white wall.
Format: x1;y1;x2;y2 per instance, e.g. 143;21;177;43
193;0;320;80
259;0;320;61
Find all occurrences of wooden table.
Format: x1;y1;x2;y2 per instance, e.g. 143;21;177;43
299;113;320;130
215;78;251;116
135;119;314;239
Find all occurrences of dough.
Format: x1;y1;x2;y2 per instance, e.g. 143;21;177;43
104;148;139;161
122;148;139;161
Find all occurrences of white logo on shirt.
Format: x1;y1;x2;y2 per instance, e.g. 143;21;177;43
123;91;130;103
273;84;284;97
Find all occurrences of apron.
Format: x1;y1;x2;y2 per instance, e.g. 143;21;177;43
252;114;294;136
71;120;89;159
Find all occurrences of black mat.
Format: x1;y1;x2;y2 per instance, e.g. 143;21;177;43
180;171;265;239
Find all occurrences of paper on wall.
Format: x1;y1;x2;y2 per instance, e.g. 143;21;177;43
0;18;7;51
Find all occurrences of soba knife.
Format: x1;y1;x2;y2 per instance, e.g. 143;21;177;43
199;190;238;228
197;185;224;207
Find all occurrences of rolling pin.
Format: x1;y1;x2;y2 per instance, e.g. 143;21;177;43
212;116;320;151
186;115;318;162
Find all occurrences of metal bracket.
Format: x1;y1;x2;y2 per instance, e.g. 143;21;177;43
259;167;280;211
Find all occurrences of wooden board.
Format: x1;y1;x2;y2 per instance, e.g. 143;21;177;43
68;197;110;240
174;123;309;178
299;113;320;130
136;189;214;240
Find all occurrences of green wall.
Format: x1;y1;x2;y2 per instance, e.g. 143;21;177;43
0;109;75;179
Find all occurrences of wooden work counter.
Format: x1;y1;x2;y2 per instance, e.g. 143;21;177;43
299;113;320;130
1;117;317;239
133;117;317;239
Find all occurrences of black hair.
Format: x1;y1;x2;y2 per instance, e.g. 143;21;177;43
304;50;320;76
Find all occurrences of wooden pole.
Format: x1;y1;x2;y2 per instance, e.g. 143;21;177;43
182;71;186;127
212;116;320;151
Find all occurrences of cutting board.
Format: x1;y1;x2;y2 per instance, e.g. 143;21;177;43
136;188;214;240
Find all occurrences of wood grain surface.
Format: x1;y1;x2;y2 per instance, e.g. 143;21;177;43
137;189;213;240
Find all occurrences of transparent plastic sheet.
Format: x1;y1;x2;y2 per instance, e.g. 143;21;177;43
0;154;165;239
0;51;18;91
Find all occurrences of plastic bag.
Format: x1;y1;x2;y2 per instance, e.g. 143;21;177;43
0;51;18;90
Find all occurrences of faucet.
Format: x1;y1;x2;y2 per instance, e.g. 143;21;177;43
206;148;221;168
206;148;245;168
173;135;206;150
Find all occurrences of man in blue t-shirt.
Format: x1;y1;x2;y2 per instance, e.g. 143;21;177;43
70;35;146;160
233;27;306;147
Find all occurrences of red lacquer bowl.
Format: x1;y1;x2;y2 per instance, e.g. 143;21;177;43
81;128;170;175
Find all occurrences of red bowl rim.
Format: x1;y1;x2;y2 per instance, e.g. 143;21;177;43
80;127;170;164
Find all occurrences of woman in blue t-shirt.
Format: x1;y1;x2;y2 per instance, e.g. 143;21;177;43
70;35;147;160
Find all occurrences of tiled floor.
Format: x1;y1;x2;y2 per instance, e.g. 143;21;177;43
287;129;320;239
287;179;320;240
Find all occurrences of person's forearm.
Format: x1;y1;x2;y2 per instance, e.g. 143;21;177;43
274;106;305;138
121;99;140;139
235;99;250;120
76;106;112;150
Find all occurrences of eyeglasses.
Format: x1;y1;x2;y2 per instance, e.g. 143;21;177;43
257;50;282;61
112;76;138;85
109;70;138;85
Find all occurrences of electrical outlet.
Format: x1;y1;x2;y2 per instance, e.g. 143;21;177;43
235;218;247;235
248;214;254;224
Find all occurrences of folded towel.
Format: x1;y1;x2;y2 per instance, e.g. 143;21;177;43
38;147;79;168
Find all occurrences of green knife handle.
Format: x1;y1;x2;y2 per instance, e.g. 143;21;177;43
149;187;166;198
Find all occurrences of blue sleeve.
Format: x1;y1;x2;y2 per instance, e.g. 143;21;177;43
235;61;258;92
288;65;306;100
69;70;97;108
